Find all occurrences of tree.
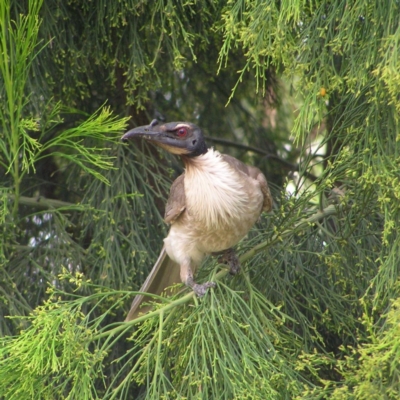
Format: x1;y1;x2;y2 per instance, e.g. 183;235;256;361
0;0;399;398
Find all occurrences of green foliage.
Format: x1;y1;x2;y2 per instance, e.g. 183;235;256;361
0;273;117;400
333;295;400;399
120;285;304;400
0;0;44;216
0;294;105;400
1;0;400;399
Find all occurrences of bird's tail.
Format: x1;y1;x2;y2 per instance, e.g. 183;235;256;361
125;246;181;321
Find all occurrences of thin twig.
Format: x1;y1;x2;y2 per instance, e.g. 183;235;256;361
205;136;318;181
8;194;80;210
239;204;340;264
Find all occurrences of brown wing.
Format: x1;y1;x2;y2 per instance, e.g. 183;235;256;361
164;173;186;224
222;154;272;212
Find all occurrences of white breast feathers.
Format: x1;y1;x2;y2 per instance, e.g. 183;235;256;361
184;149;257;229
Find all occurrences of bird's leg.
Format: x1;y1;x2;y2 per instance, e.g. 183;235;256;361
213;248;241;275
180;259;216;297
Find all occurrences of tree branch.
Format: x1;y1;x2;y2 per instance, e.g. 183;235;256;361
8;195;80;210
239;204;340;263
94;203;343;336
205;136;318;182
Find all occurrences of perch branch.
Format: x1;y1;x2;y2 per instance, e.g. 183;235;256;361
95;203;343;338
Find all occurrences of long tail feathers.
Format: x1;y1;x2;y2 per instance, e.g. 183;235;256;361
125;246;181;322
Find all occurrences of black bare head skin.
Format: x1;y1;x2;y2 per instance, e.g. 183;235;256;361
122;119;208;157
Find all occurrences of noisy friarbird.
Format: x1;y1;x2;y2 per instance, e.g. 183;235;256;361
122;119;272;321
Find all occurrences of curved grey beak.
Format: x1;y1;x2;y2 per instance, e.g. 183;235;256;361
121;119;161;142
121;119;190;155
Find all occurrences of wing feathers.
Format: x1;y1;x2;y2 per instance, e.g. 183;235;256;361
164;174;186;224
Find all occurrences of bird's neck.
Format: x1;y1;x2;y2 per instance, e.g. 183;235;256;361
182;149;248;227
184;141;208;158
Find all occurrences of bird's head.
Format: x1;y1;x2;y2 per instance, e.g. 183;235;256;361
121;119;208;157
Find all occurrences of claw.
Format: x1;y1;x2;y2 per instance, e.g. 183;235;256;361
192;281;216;297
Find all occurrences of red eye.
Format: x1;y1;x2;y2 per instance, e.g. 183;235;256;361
176;127;187;137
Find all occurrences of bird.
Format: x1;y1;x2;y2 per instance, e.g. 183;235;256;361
122;119;272;321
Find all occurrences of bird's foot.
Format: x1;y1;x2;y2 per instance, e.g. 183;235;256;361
215;248;241;275
192;281;216;297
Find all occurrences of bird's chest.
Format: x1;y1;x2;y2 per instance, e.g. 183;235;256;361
181;161;263;251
